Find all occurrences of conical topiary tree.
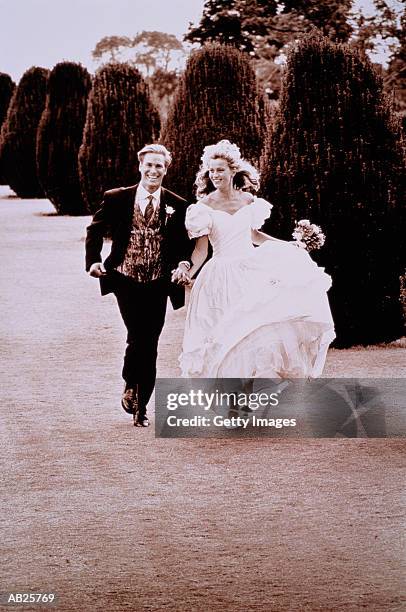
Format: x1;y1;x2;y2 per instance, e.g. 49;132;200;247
36;62;91;215
260;34;405;347
161;43;267;201
78;63;160;213
0;72;15;184
0;67;48;197
0;72;15;127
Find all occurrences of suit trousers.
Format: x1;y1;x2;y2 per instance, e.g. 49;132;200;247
113;273;168;412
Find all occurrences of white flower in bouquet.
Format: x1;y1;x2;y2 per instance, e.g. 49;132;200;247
292;219;326;251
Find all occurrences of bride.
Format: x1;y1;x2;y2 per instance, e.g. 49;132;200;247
172;140;335;379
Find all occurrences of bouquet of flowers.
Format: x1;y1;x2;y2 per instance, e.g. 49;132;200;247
292;219;326;251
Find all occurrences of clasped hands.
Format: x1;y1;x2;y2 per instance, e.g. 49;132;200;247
89;261;192;285
171;263;192;286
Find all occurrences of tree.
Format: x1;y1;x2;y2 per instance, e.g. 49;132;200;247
282;0;353;41
161;44;267;202
185;0;278;54
130;31;185;119
148;68;180;120
381;7;406;126
92;36;133;62
92;31;185;72
91;31;186;119
131;31;185;74
260;34;405;347
36;62;91;215
0;73;16;184
0;73;15;128
185;0;352;103
186;0;403;58
0;67;48;197
185;0;355;55
78;63;160;213
349;0;404;57
186;0;405;105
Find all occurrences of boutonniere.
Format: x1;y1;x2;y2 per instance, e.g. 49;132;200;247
164;205;175;226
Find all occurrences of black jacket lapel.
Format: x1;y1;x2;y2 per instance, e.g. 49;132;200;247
123;184;138;226
158;188;168;227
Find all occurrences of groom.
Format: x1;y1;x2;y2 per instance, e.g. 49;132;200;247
85;144;192;426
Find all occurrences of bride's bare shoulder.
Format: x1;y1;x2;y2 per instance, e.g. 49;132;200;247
238;191;256;205
199;194;215;208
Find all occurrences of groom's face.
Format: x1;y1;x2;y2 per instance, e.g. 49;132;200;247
139;153;167;193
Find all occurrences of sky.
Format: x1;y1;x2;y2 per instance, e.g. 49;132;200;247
0;0;402;82
0;0;205;82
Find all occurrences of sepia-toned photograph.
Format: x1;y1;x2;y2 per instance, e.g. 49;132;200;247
0;0;405;610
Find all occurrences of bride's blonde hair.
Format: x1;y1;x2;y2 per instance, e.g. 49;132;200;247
195;139;260;199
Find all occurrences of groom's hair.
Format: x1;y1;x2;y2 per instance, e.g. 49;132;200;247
137;144;172;168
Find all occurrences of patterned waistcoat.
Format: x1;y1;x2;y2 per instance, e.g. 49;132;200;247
117;201;164;282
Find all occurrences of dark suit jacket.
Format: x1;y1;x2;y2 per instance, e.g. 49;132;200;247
85;184;193;310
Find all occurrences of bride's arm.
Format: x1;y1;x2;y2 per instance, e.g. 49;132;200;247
188;236;209;278
252;229;305;248
251;229;286;245
171;235;209;284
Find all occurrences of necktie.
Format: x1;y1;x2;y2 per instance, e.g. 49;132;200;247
144;195;155;224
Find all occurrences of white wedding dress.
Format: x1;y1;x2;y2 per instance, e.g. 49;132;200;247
179;197;335;378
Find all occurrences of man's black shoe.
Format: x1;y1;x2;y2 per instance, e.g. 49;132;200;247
121;387;138;415
134;408;149;427
134;415;149;427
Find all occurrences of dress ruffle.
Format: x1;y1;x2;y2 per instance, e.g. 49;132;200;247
180;321;336;379
185;202;212;238
251;197;273;229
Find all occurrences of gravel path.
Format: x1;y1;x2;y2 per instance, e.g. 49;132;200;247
1;194;405;611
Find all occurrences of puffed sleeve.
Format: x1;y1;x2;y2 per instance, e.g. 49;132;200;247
251;197;273;229
185;203;213;238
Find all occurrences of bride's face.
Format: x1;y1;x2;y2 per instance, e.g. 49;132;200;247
208;158;234;189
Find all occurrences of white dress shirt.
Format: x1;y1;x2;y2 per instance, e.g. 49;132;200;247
136;183;190;271
136;184;161;215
